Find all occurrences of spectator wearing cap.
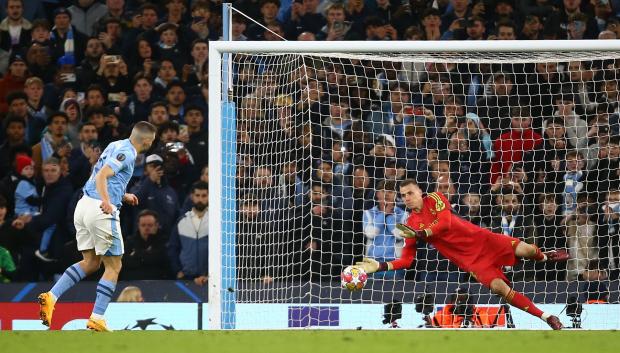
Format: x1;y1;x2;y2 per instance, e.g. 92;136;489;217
519;14;544;40
32;111;71;176
559;0;599;39
0;115;26;179
0;53;27;112
120;74;157;125
121;209;169;280
0;0;32;52
130;154;179;234
465;16;486;40
50;7;87;65
67;0;108;37
284;0;326;39
68;122;99;189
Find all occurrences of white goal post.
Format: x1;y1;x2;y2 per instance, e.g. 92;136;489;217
208;40;620;330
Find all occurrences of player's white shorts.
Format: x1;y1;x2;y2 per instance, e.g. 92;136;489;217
74;195;124;256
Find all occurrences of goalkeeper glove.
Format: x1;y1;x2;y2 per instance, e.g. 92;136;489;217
355;258;380;274
396;223;429;241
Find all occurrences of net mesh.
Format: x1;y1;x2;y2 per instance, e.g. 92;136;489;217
221;50;620;329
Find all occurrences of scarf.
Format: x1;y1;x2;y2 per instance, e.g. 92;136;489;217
563;170;583;214
501;213;517;236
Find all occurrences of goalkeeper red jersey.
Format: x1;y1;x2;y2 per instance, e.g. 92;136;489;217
390;192;520;278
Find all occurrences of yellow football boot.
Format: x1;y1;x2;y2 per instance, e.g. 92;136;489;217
87;316;113;332
37;292;55;327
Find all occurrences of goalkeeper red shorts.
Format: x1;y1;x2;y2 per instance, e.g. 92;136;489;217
467;234;521;288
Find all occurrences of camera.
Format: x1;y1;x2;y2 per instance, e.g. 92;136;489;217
565;296;583;329
383;302;402;328
414;293;435;328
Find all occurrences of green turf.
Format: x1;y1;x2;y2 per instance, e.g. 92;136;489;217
1;330;618;353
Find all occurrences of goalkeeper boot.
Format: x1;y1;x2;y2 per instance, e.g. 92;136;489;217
87;316;113;332
546;315;563;330
544;249;570;262
37;292;56;327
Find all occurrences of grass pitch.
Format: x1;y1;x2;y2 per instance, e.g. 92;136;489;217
2;330;618;353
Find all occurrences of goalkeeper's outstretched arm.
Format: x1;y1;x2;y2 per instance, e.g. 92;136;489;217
355;238;416;273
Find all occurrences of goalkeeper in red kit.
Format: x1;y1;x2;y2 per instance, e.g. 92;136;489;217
355;180;569;330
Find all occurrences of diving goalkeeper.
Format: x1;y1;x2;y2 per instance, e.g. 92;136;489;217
355;179;569;330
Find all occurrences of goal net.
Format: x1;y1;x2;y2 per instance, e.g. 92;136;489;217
208;41;620;330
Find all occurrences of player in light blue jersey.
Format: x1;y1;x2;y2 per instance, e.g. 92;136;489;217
38;121;157;332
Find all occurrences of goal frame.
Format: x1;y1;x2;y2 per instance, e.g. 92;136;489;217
207;40;620;330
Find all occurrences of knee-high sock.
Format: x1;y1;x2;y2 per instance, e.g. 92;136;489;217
92;279;116;317
50;263;86;300
505;289;544;318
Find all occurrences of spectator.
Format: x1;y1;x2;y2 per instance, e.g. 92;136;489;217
127;37;157;79
116;286;144;302
562;150;588;215
32;112;71;176
363;180;407;277
597;189;620;275
285;0;325;39
83;84;107;111
533;193;567;280
153;59;179;97
122;209;169;280
545;91;588;149
17;157;73;265
0;115;26;179
580;260;610;303
182;1;218;42
120;75;157;126
182;39;208;87
317;2;360;40
162;0;187;26
559;0;599;39
60;98;82;147
24;77;48;123
490;106;543;184
565;204;597;280
68;0;108;37
247;0;281;40
6;91;46;145
522;62;564;120
0;53;28;112
50;7;87;64
519;14;544;40
0;0;32;52
231;13;248;40
130;154;179;234
496;20;517;40
147;101;170;129
465;16;486;40
475;71;516;139
490;187;534;242
155;23;187;72
97;17;125;53
29;18;50;46
165;82;187;123
167;181;208;281
420;8;442;40
68;135;100;189
95;55;131;101
457;192;488;228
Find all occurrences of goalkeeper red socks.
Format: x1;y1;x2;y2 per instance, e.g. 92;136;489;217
531;245;546;262
506;289;544;318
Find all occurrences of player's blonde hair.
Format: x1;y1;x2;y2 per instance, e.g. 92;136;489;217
130;121;157;140
117;286;144;302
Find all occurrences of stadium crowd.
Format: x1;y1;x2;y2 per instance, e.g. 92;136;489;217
0;0;615;303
